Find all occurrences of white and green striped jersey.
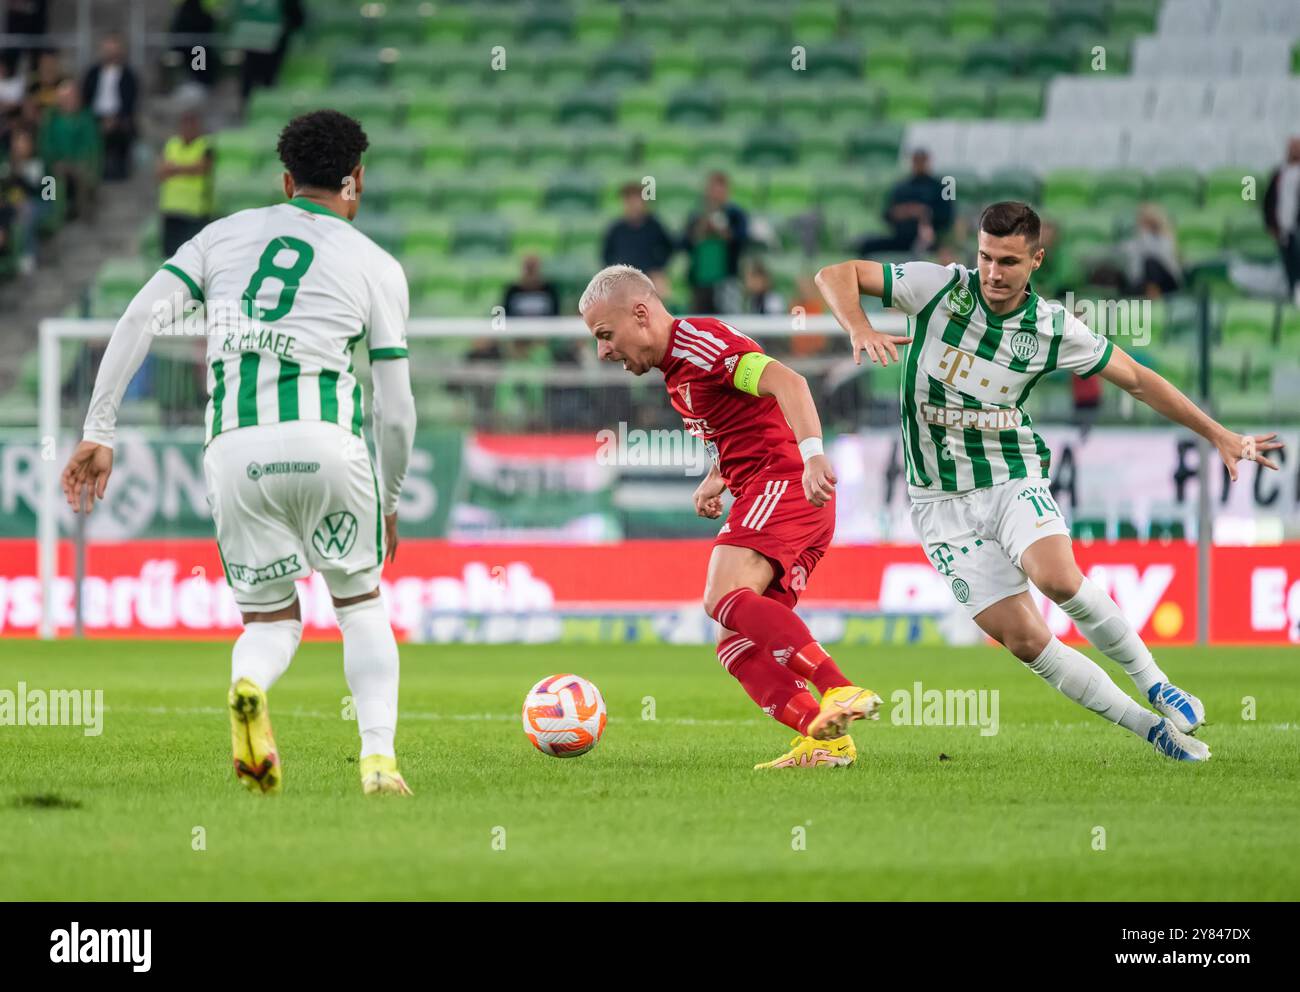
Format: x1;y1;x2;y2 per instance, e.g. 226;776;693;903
882;260;1113;501
161;197;409;445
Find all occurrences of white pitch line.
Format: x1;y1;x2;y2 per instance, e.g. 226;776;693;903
98;706;1299;732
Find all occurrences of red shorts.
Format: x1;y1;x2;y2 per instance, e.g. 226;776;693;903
713;475;836;608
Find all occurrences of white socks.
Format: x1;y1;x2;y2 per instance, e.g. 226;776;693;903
337;596;400;759
231;618;302;691
1058;577;1166;695
1027;637;1160;739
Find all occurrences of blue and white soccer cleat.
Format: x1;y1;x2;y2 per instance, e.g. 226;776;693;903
1147;718;1211;762
1147;681;1205;734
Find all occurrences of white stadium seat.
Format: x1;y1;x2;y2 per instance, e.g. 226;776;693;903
1045;77;1150;121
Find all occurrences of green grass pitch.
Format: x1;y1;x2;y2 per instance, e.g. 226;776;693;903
1;641;1296;900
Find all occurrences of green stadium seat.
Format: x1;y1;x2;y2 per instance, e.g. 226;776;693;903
1057;1;1107;37
354;214;403;254
423;5;471;43
765;170;817;214
1220;300;1279;345
882;80;934;121
1023;39;1079;76
627;6;680;46
667;88;723;126
696;46;751;84
1204;167;1262;211
619;86;667;127
423;133;472;171
558;90;618;127
997;0;1050;40
846;123;904;166
545;174;605;214
864;43;913;82
946;170;986;207
577;6;623;45
963;40;1019;78
402;219;454;256
653;48;699;84
332;48;387;88
989;79;1043;118
822;83;884;127
1224;216;1278;262
1146;168;1202;212
452;216;513;257
1109;0;1159;36
817;171;875;213
915;41;967;78
403;90;450;129
279;51;330;89
948;0;997;39
741;128;801;168
984;168;1038;204
1175;213;1224;257
576;132;635;171
693;129;748;171
523;7;575;44
1042;170;1098;212
931;79;990;118
430;174;498;215
95;258;153;300
792;3;841;41
592;46;652;86
214;129;271;174
561;215;606;257
771;84;829;126
1091;168;1145;210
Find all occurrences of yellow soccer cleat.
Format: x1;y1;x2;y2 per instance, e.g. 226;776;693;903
754;734;856;769
806;685;883;741
228;677;281;795
360;754;414;796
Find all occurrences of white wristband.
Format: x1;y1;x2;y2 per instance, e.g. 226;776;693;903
798;437;824;462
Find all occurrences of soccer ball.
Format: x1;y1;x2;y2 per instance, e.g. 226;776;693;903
522;673;607;758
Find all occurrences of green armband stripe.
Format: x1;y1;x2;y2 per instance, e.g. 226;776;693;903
733;352;775;395
1080;339;1114;379
881;261;893;308
161;263;204;303
369;347;409;360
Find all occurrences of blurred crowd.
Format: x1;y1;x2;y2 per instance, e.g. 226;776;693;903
1;29;138;278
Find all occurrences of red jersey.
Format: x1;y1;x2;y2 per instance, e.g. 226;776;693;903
658;317;803;495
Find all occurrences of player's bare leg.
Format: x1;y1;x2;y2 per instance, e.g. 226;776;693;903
704;544;880;742
1021;536;1205;733
229;599;301;794
334;588;412;795
975;591;1208;762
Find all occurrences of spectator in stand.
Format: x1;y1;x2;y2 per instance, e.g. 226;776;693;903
684;170;749;314
1;126;50;274
27;51;64;111
1123;203;1181;297
40;80;100;222
82;33;138;181
157;107;213;256
857;149;952;256
1263;135;1300;306
503;254;560;318
0;59;26;114
742;258;785;315
231;0;306;108
602;181;675;281
3;0;48;74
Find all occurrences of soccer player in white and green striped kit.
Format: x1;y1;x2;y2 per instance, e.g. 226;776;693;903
62;111;417;795
817;201;1284;762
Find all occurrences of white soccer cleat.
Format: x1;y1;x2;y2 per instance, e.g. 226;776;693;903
1147;718;1211;762
1147;682;1206;734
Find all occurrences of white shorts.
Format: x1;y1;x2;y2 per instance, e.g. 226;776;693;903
202;420;384;612
910;476;1070;617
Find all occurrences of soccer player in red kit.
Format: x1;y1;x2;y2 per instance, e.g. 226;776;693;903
579;264;882;768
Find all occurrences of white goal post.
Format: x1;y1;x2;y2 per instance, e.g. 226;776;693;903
36;312;906;638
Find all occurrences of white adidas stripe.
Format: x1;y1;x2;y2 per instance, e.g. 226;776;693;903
670;346;713;371
751;480;788;531
677;319;727;352
717;637;755;671
741;480;776;529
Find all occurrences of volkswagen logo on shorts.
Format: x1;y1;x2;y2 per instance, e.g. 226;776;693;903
246;461;262;481
312;511;358;559
951;578;971;603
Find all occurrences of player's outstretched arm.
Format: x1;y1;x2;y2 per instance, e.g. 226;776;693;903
371;357;417;562
63;269;195;512
750;358;837;507
814;259;912;367
1100;345;1284;481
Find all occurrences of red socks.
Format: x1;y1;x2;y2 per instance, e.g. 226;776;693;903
712;588;852;695
717;634;819;735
